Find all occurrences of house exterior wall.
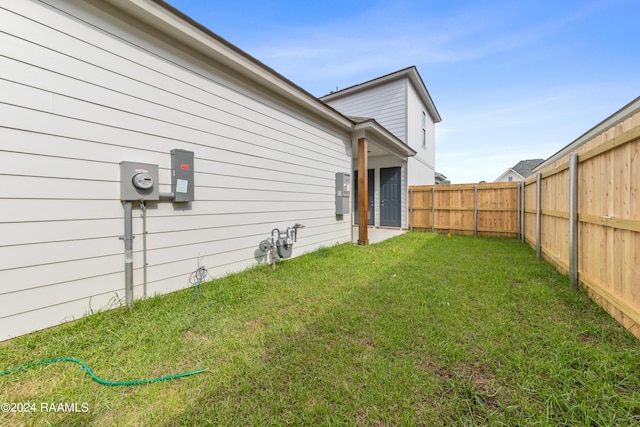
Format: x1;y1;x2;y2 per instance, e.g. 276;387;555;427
325;77;436;188
0;0;352;341
495;170;524;182
406;81;436;185
326;79;407;142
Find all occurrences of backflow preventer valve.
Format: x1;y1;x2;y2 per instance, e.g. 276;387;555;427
258;224;305;268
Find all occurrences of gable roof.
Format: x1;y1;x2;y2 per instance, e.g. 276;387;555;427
319;66;442;123
512;159;544;178
495;159;544;182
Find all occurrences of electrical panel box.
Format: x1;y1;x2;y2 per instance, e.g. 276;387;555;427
120;161;159;201
335;172;351;215
171;149;194;202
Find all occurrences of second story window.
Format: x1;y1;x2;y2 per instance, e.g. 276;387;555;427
421;111;426;149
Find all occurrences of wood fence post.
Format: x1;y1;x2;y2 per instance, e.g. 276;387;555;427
431;187;435;233
409;187;413;231
568;153;579;289
516;183;521;240
520;182;527;243
536;172;542;257
474;185;478;236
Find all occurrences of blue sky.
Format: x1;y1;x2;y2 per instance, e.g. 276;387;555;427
165;0;639;183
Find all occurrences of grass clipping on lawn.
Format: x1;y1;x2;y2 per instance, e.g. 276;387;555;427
1;232;639;426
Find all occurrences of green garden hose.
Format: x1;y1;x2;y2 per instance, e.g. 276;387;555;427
0;357;206;386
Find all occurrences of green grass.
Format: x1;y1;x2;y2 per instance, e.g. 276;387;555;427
1;232;639;426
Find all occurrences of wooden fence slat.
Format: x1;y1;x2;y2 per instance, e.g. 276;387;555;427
409;107;639;339
409;183;518;237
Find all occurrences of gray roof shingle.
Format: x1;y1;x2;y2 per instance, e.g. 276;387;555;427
512;159;545;178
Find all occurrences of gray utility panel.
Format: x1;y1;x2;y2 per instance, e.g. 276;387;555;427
120;161;159;201
171;149;194;202
335;172;351;215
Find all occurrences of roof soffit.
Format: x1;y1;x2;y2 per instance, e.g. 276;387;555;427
353;119;416;158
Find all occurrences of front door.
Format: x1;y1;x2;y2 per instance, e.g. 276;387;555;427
380;167;401;227
354;169;374;225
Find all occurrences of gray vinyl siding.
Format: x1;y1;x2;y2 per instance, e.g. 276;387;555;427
0;1;352;340
326;79;407;142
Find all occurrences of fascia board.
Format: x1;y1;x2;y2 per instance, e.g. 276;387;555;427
353;120;417;158
321;67;442;123
495;168;524;182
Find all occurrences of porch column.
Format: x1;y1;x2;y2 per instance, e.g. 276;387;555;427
357;137;369;245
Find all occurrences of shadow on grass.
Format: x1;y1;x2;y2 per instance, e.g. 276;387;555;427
160;233;640;426
2;233;638;426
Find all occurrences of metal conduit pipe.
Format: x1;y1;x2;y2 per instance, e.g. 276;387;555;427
141;201;148;299
122;200;134;306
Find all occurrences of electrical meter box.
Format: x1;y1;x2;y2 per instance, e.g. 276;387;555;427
335;172;351;215
120;161;159;201
171;149;194;202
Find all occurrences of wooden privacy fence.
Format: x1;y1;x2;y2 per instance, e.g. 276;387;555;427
409;103;639;339
409;182;519;237
523;108;640;339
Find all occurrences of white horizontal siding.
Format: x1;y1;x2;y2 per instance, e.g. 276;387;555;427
327;79;407;142
407;80;436;185
0;0;352;341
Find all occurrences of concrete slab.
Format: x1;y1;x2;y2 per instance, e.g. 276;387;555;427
352;226;406;244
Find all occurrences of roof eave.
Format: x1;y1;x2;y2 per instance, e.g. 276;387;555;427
93;0;355;131
321;66;442;123
353;119;417;158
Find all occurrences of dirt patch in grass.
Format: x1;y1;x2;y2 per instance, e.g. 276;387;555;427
418;356;503;411
417;356;452;379
182;330;209;341
244;319;261;331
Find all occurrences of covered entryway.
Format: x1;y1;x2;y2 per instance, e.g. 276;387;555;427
350;118;416;244
380;167;401;227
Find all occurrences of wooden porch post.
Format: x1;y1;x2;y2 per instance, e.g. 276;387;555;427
357;137;369;245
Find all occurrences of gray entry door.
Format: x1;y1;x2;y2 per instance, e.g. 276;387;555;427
353;169;374;225
380;167;401;227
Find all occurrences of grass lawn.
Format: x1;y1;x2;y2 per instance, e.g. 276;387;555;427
1;232;639;426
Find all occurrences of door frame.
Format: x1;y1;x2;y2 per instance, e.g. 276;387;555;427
379;166;401;227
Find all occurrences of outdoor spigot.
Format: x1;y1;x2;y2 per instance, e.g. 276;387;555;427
291;223;305;242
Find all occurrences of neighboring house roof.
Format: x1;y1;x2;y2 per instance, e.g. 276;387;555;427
512;159;544;178
434;171;449;184
495;159;544;182
319;66;442;123
534;96;640;172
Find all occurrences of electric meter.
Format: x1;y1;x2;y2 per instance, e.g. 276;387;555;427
132;172;154;190
120;162;159;201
